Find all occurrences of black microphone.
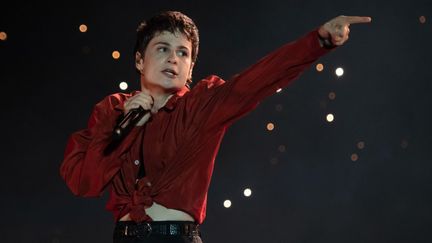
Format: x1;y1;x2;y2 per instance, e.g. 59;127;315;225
112;106;148;140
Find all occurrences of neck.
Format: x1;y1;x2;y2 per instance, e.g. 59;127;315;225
140;84;174;112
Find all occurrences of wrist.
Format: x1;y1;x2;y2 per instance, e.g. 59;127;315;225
318;34;335;49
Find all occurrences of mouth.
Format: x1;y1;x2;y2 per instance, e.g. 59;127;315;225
161;68;178;78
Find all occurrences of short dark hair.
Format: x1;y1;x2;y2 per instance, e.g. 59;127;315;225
134;10;199;64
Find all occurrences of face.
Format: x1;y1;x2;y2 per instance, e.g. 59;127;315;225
136;30;194;94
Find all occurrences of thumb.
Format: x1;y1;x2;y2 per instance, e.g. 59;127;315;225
318;23;331;39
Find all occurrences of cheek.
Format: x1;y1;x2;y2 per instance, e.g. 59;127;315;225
143;58;163;74
181;62;192;75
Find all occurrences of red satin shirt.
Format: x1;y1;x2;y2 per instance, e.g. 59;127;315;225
60;29;332;224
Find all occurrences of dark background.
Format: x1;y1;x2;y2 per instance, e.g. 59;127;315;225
1;0;431;242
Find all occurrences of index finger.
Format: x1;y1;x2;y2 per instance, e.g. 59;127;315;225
344;16;372;24
138;91;155;103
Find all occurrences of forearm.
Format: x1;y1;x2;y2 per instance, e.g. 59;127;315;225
229;29;333;98
201;29;334;129
60;95;141;197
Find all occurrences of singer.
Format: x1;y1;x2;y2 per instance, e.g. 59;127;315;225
60;11;371;243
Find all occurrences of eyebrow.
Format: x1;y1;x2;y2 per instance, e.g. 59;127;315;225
153;41;190;51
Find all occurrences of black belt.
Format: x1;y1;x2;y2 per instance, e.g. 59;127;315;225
113;221;200;239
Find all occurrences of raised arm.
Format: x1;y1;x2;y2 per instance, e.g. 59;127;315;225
192;15;371;131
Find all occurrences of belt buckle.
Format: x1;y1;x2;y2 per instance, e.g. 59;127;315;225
136;222;152;239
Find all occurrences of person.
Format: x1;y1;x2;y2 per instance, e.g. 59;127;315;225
60;10;371;243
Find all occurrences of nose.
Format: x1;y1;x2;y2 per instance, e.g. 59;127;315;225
167;50;177;64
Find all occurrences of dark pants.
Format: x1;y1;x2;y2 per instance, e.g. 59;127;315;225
113;221;203;243
113;235;203;243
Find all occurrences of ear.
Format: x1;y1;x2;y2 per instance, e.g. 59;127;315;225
135;52;144;72
188;62;195;79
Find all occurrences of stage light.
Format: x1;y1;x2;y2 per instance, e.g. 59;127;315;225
357;141;365;150
275;104;283;112
316;63;324;72
243;188;252;197
119;81;128;90
335;67;344;77
419;16;426;24
278;145;286;152
223;200;232;208
270;157;279;165
276;88;282;93
112;51;120;59
0;31;7;41
401;140;408;149
82;46;91;54
79;24;88;33
266;122;275;131
351;153;358;162
328;92;336;100
326;113;334;122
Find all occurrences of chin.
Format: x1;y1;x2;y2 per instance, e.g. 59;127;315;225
162;79;185;90
143;76;185;93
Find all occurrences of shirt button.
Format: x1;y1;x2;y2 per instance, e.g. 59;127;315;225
134;160;140;165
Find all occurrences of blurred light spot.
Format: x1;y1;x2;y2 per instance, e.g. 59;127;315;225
112;50;120;59
335;67;344;77
419;16;426;24
243;188;252;197
276;88;282;93
401;140;408;149
79;24;88;33
328;92;336;100
119;81;128;90
223;200;232;208
266;122;275;131
270;157;279;165
316;63;324;72
319;100;327;109
82;46;91;54
326;113;334;122
357;141;365;150
275;104;283;112
278;145;286;152
351;153;359;162
0;31;7;41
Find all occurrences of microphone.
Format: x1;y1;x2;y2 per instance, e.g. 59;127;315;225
112;106;148;140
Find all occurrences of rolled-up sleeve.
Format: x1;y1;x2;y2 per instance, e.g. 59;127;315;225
60;94;141;197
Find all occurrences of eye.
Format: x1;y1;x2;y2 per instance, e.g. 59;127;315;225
177;50;188;57
157;47;167;52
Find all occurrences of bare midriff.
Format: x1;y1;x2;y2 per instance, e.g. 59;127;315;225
119;201;195;222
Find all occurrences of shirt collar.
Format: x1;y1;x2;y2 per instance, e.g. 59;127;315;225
114;87;190;112
114;90;140;111
164;86;190;111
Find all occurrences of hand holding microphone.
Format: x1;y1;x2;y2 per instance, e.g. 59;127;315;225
123;91;155;126
112;91;154;140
